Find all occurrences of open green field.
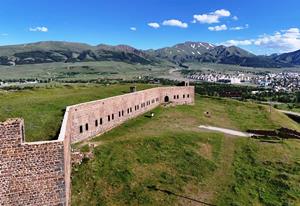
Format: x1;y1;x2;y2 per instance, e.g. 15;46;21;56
0;61;171;81
72;94;300;205
0;84;155;141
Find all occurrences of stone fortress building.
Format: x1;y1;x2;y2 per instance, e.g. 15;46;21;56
0;84;194;205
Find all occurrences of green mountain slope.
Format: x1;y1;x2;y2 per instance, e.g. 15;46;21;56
0;40;297;68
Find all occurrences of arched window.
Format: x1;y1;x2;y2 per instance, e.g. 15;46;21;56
164;96;169;102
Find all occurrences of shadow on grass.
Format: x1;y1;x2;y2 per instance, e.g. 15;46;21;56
146;185;216;206
259;140;283;144
144;114;153;118
251;136;283;144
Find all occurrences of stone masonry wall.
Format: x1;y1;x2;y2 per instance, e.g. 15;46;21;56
68;86;194;143
0;85;194;205
0;119;66;206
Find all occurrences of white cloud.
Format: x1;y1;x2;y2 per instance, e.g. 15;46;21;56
230;24;249;31
130;27;137;31
148;22;160;29
29;26;48;32
193;9;231;24
214;9;231;17
223;39;253;46
208;24;228;31
162;19;188;28
1;33;8;36
232;16;238;21
193;14;219;24
222;27;300;52
253;28;300;51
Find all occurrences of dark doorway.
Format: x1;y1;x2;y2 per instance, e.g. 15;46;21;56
164;96;169;102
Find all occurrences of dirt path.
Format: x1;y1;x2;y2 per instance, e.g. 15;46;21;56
199;125;253;137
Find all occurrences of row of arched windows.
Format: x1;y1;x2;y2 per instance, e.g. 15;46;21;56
173;94;190;100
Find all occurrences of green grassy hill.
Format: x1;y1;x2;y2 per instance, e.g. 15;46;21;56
1;84;299;205
71;94;300;205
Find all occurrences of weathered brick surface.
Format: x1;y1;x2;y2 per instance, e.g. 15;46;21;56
0;85;194;206
0;119;66;206
69;86;194;143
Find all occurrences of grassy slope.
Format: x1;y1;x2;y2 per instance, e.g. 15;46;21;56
1;85;299;205
0;84;155;141
72;95;300;206
218;139;300;206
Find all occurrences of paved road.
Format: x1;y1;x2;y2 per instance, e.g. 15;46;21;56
198;125;253;137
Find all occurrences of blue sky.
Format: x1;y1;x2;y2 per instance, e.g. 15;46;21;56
0;0;300;54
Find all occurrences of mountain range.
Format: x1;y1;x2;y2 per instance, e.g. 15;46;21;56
0;41;299;68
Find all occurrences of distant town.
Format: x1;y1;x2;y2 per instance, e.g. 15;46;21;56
186;70;300;92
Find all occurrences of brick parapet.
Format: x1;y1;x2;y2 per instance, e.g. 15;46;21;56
0;119;66;206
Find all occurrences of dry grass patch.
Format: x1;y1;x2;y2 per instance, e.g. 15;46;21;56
198;143;213;161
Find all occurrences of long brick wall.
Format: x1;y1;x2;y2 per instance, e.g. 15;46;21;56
0;85;194;205
68;86;194;143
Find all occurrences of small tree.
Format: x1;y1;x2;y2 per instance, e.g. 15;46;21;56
295;91;300;103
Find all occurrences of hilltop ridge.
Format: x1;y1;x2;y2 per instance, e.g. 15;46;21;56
0;40;298;68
